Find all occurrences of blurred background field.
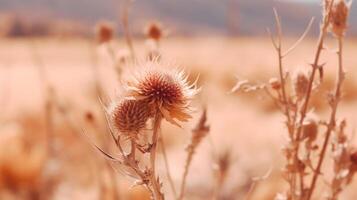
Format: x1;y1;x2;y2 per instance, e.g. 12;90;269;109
1;0;357;199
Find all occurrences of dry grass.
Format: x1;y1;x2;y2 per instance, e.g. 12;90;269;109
1;1;357;199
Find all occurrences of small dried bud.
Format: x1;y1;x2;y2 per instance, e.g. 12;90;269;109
269;78;281;90
292;69;310;100
110;100;151;137
145;22;163;41
302;113;319;142
85;111;95;123
336;119;348;143
329;0;350;37
95;21;114;44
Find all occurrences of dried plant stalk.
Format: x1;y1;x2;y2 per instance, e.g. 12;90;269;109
306;1;351;199
212;150;233;200
120;0;136;60
236;1;354;199
28;40;56;157
86;60;199;200
149;114;165;200
178;109;209;200
328;120;356;200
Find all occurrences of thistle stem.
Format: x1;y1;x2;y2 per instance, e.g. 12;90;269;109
150;114;164;200
294;0;334;159
306;35;344;200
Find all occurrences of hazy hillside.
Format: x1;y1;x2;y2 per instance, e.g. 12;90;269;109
0;0;356;36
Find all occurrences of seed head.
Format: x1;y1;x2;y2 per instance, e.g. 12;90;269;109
110;99;151;137
144;22;163;41
302;113;319;142
269;77;281;90
95;21;114;44
329;0;350;37
292;69;310;101
125;61;199;127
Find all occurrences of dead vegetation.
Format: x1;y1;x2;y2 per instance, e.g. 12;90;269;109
0;0;357;200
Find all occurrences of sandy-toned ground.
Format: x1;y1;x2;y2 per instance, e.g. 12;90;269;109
1;37;357;199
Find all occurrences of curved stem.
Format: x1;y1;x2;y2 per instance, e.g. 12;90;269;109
178;151;193;200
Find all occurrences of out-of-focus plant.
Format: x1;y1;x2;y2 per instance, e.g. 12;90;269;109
232;0;354;199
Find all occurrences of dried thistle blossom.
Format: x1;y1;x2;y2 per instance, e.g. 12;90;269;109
329;0;350;37
109;99;151;138
145;21;163;41
292;68;310;101
125;61;200;127
95;21;114;44
302;113;319;142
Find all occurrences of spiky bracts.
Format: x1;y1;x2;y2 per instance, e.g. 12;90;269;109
125;61;200;127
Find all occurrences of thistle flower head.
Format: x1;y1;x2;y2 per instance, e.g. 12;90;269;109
302;113;319;142
292;68;310;101
95;21;114;44
109;99;151;138
145;21;163;41
329;0;350;37
125;61;199;127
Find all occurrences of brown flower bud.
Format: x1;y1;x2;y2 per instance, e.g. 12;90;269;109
144;22;163;41
110;100;151;137
85;111;95;123
95;21;114;44
329;0;350;37
292;69;309;101
302;113;319;142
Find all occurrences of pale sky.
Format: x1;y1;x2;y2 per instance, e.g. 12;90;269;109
281;0;318;3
